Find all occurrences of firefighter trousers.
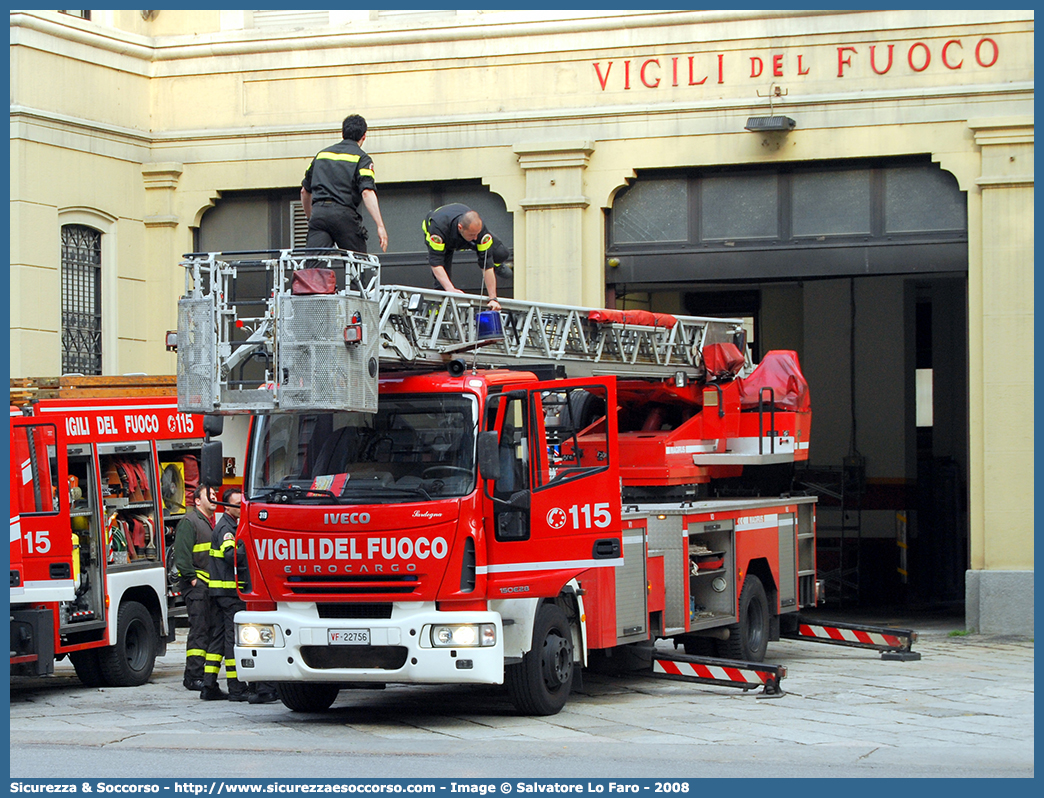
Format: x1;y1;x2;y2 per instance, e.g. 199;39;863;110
203;594;246;697
182;580;210;685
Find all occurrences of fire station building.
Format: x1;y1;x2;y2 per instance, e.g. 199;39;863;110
9;10;1033;632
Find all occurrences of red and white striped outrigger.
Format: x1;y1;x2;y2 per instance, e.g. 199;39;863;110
781;615;921;661
652;652;787;698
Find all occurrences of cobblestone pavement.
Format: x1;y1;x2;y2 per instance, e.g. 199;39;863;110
9;612;1034;778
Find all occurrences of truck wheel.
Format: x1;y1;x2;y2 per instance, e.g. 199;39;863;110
506;603;574;716
715;575;769;662
97;601;158;686
276;683;340;712
69;649;107;687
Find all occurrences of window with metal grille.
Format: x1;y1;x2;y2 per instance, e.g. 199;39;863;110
61;224;102;375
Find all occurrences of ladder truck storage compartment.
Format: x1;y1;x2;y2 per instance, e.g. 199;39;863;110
173;249;916;715
9;376;206;685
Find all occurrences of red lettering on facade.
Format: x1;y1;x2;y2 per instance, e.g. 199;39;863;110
672;56;678;87
594;61;612;90
975;37;999;68
773;53;784;77
943;39;964;69
624;59;631;89
797;54;809;75
837;46;857;77
717;53;724;84
750;56;763;78
688;55;708;86
641;59;661;88
908;42;931;72
870;44;893;75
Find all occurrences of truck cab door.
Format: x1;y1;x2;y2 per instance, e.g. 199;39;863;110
484;378;621;597
10;417;75;602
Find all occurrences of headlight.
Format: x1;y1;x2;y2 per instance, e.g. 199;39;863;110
430;623;496;648
238;624;276;646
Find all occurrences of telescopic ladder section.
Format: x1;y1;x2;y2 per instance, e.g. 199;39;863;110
175;249;748;414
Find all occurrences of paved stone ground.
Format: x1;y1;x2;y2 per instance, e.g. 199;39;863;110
9;610;1034;777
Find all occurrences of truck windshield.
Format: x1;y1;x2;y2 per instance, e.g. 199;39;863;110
247;393;478;504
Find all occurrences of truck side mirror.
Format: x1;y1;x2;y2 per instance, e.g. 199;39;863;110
203;414;224;437
200;440;224;488
476;431;501;481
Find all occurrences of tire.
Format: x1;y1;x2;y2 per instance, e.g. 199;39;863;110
69;648;108;687
277;682;340;713
568;390;606;431
97;601;158;686
506;603;574;716
715;575;770;662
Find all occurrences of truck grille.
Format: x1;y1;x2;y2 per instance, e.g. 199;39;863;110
285;574;420;596
316;603;393;620
301;645;408;670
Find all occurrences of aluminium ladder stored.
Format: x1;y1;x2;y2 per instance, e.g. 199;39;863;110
174;249;748;414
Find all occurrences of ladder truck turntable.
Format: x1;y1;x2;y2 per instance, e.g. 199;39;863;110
173;249;919;715
9;376;208;685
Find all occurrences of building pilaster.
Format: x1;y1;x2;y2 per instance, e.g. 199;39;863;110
513;141;595;305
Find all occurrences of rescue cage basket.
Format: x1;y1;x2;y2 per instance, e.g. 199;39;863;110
176;249;381;414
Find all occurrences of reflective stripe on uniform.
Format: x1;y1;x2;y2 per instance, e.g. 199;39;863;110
193;542;210;553
477;233;493;252
316;152;361;163
358;168;375;178
209;579;237;589
186;648;207;658
423;219;446;251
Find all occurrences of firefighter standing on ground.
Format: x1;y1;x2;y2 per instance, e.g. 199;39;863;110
200;487;247;701
423;203;511;311
301;113;388;253
173;483;217;691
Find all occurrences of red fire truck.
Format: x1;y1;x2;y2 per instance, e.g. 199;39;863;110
175;250;916;715
9;377;206;685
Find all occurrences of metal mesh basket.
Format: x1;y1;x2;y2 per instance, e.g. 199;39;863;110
275;295;379;413
176;296;218;413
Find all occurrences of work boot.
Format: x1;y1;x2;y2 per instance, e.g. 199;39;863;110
228;690;250;703
183;678;204;691
248;689;279;705
200;685;228;701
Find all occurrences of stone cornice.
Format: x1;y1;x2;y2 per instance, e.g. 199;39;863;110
12;10;862;65
968;116;1034;146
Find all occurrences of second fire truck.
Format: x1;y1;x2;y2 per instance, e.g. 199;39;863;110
10;376;206;685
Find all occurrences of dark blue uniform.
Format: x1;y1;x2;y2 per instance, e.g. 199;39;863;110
423;203;511;283
302;139;377;252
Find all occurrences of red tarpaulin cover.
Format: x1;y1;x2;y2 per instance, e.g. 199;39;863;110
738;350;811;411
703;342;745;379
588;309;678;328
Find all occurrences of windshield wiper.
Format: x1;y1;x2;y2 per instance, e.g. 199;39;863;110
251;485;338;504
342;485;433;501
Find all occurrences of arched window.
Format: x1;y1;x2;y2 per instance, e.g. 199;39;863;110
60;224;102;375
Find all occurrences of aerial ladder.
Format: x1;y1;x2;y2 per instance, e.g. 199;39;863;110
173;248;751;415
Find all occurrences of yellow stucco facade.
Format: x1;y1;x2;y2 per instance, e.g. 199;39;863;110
8;10;1033;628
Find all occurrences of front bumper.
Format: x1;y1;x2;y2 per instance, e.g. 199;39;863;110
234;602;504;685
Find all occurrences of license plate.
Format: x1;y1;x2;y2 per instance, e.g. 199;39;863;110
328;628;370;645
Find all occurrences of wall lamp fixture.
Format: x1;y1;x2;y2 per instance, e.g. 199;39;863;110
745;84;795;132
